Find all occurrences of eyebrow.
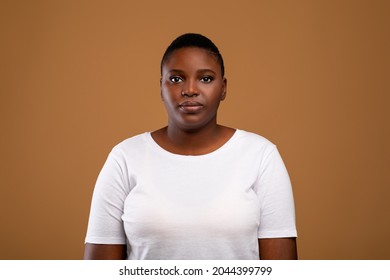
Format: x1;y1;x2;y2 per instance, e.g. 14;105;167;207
167;69;217;75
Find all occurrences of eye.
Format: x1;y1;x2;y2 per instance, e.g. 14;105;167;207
169;76;183;83
200;76;214;83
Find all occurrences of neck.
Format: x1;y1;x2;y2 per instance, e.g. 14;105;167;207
166;120;221;151
151;118;236;156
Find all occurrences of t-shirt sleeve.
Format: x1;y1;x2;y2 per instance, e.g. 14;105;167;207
255;146;297;239
85;148;129;244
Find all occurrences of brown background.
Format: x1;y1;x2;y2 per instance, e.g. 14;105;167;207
1;0;389;259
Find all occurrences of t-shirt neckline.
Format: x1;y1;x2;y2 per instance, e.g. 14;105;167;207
145;129;241;159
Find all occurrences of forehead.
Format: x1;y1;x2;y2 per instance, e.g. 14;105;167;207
162;47;220;73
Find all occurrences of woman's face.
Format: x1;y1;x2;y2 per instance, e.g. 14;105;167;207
161;47;226;131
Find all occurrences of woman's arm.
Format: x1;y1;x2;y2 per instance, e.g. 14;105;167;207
258;238;298;260
84;243;127;260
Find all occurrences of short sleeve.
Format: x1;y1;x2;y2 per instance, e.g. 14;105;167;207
255;146;297;239
85;148;130;244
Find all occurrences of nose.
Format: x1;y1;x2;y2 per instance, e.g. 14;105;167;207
181;79;199;97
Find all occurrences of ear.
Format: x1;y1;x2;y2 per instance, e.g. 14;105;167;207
220;77;227;101
160;77;164;101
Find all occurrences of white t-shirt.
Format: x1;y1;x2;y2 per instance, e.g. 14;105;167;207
85;129;297;259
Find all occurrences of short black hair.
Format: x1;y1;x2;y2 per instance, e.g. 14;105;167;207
161;33;225;77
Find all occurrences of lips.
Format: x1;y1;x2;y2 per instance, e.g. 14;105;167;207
179;101;204;113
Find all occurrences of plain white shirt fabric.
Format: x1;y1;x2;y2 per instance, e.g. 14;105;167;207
85;129;297;259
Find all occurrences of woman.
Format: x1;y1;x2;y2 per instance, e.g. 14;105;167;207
84;33;297;260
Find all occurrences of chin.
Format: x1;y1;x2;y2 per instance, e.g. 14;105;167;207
178;123;205;132
169;112;217;132
179;119;216;132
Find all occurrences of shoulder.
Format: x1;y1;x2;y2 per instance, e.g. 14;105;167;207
108;132;150;160
234;129;276;152
224;129;279;166
114;132;148;148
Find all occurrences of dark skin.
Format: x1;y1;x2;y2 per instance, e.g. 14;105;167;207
84;47;297;260
84;238;297;260
84;244;126;260
259;238;297;260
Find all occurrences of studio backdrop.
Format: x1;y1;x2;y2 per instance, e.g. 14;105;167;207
1;0;389;259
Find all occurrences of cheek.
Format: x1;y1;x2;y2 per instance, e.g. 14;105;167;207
212;98;223;109
161;86;172;101
161;84;180;98
161;91;177;111
208;89;225;105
